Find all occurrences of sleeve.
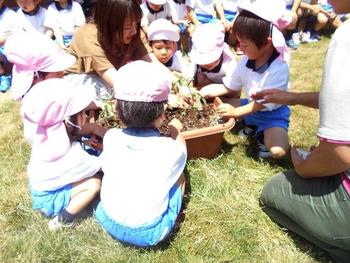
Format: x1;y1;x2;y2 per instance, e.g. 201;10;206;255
43;5;58;29
140;4;150;27
73;2;86;26
222;58;245;91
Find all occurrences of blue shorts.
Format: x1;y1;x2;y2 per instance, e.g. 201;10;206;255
31;184;72;217
63;35;73;48
95;183;183;247
286;4;293;11
177;23;187;34
240;99;290;134
321;4;334;13
195;13;218;24
224;10;237;22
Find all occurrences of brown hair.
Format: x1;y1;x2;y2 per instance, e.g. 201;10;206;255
94;0;142;69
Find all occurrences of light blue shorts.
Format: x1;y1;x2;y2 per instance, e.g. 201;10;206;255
196;13;218;24
31;184;72;217
240;98;290;134
95;183;183;247
224;10;237;22
63;35;73;48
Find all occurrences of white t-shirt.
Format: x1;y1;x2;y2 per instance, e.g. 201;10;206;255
185;0;215;16
17;6;48;34
140;2;175;27
169;0;186;20
0;7;20;40
100;128;187;227
318;19;350;141
221;0;238;13
44;1;85;36
28;142;101;191
223;52;289;111
197;45;237;84
168;50;196;79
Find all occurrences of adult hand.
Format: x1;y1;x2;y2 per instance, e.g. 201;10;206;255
217;103;236;118
251;89;295;105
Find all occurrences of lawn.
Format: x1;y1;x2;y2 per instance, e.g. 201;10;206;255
0;38;330;263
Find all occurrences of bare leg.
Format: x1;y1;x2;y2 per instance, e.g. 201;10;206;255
264;127;289;159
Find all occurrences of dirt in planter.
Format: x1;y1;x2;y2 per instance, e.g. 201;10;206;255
93;102;223;135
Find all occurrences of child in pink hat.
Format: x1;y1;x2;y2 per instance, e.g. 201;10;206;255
189;22;237;88
200;0;291;159
95;60;187;247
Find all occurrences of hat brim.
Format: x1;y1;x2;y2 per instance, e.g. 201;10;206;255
148;0;167;5
189;48;223;65
10;66;34;101
41;51;76;73
148;30;180;42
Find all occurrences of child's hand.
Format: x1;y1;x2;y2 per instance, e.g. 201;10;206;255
217;103;236;118
169;118;183;132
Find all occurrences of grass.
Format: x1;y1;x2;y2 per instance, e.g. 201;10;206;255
0;38;331;263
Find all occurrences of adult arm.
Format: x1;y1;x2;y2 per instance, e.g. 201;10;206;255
168;118;186;146
251;89;319;109
291;141;350;178
96;68;117;88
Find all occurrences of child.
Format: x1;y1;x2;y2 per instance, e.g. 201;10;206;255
16;0;53;36
200;0;291;159
95;60;187;247
0;0;20;92
148;18;195;80
186;0;220;26
4;31;102;231
44;0;86;48
189;22;236;88
140;0;176;35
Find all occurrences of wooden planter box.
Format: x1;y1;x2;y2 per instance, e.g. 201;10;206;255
181;97;235;159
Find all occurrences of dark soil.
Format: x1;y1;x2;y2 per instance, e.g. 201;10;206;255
94;103;222;135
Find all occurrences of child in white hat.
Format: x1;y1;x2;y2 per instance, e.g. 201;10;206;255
96;60;187;247
148;18;195;80
200;0;291;159
189;21;237;88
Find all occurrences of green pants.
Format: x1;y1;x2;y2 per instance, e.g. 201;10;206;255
260;170;350;263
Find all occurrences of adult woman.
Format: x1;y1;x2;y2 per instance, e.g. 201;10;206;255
65;0;152;100
255;1;350;261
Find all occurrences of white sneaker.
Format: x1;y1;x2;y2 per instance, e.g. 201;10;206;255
48;215;74;232
301;31;311;44
257;140;272;158
292;32;301;45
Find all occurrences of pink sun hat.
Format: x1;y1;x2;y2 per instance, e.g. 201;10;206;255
114;60;171;102
237;0;292;62
21;78;94;162
189;22;225;65
148;18;180;42
4;31;76;101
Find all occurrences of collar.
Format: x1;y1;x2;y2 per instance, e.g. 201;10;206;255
164;57;173;67
245;49;279;74
199;55;223;73
123;127;160;137
173;0;185;3
22;5;40;16
0;5;6;16
54;0;72;11
146;2;164;14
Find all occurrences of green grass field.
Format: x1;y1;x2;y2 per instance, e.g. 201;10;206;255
0;38;331;263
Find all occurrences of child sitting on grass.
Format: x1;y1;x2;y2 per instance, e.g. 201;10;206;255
199;0;291;159
95;60;187;247
4;31;103;231
189;21;237;88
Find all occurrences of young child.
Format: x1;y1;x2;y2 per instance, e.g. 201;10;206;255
4;31;102;231
186;0;220;26
148;18;195;80
189;22;237;88
0;0;20;92
140;0;176;35
95;60;187;247
200;0;291;159
44;0;86;48
16;0;53;36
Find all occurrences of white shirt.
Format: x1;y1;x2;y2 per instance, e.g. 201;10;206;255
17;6;48;34
185;0;215;15
0;7;20;40
168;50;196;79
140;2;175;27
223;53;289;111
169;0;186;20
318;19;350;141
100;128;187;227
197;45;237;84
44;1;85;36
221;0;238;12
28;142;101;191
